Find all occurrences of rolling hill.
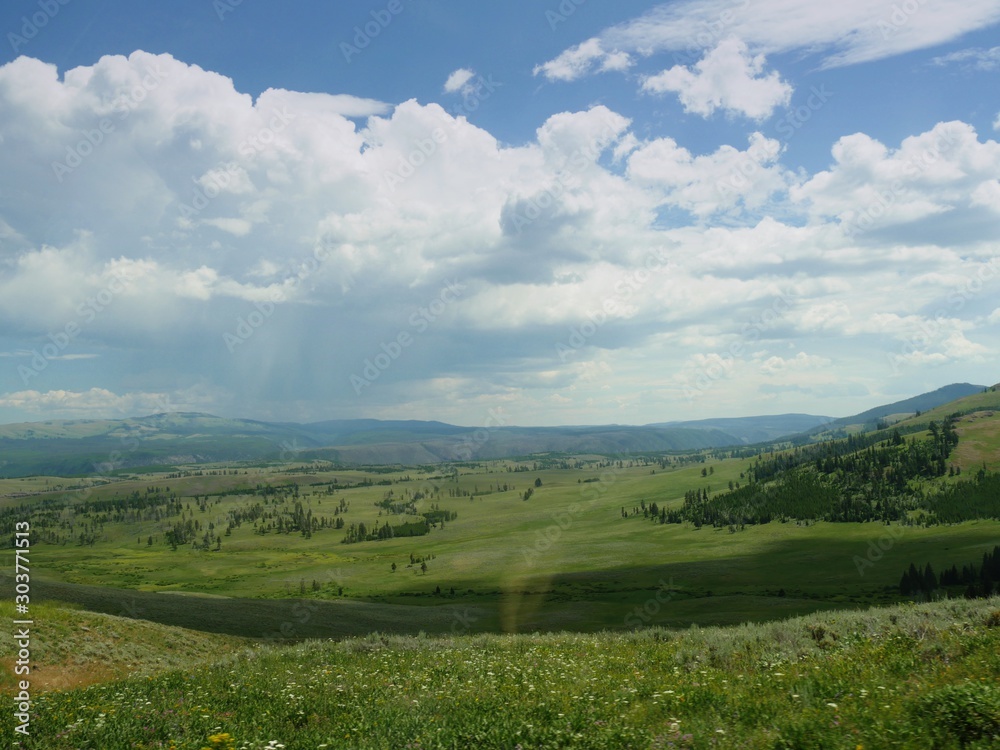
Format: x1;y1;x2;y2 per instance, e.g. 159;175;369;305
802;382;988;437
0;383;988;477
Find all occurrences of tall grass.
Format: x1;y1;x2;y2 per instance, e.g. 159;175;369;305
14;596;1000;749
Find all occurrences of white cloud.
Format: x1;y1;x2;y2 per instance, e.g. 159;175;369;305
0;50;998;425
628;132;789;216
759;352;832;375
641;38;792;120
971;180;1000;212
0;388;182;417
598;0;1000;69
443;68;476;95
532;38;633;81
791;121;1000;235
931;46;1000;71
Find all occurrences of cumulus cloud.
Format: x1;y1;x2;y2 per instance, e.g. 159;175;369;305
641;38;792;120
0;50;997;425
791;121;1000;238
627;132;789;215
532;38;632;81
443;68;476;95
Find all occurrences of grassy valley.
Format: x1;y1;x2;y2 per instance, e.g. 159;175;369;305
2;384;1000;747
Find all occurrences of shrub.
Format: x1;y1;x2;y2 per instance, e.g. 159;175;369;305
915;681;1000;746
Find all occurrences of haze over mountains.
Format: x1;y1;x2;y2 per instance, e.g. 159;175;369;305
0;383;986;477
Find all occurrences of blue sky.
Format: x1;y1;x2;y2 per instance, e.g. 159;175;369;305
0;0;998;426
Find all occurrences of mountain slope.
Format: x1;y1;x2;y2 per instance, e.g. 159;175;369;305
0;384;990;476
809;383;988;435
651;413;834;443
0;415;750;476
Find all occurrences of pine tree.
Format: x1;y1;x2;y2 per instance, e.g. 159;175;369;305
923;563;937;593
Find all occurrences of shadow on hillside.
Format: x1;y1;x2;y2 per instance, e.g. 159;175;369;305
12;523;995;639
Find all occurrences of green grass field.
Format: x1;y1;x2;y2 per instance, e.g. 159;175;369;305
3;448;999;638
2;395;1000;748
0;601;248;693
11;596;1000;749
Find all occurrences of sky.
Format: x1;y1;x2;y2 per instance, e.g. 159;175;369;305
0;0;998;427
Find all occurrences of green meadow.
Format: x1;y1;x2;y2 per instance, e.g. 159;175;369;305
10;596;1000;749
3;394;1000;748
4;450;998;637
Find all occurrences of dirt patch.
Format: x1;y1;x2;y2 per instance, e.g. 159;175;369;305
1;657;121;693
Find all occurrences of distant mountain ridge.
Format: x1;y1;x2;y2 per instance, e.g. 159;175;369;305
804;383;987;436
651;414;834;444
0;383;988;477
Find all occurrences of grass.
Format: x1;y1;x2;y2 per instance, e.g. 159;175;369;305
5;454;999;636
3;407;1000;747
11;596;1000;749
0;601;248;693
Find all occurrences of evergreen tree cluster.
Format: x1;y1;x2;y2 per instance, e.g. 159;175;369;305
341;518;432;544
658;417;977;529
925;469;1000;523
899;545;1000;599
